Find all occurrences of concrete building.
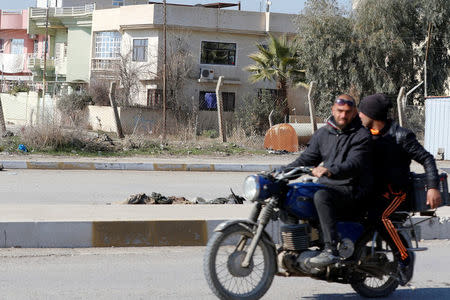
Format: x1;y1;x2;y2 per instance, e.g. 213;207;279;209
36;0;148;9
0;9;43;88
90;2;308;123
27;3;95;90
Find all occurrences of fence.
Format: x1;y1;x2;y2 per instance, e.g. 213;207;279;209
1;89;319;151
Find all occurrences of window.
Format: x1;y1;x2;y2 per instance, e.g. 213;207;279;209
132;39;148;62
11;39;24;54
257;88;279;99
33;40;39;56
199;91;235;112
147;89;162;108
95;31;121;58
0;39;4;52
201;41;236;65
112;0;124;6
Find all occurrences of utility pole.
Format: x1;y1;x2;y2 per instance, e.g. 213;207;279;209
162;0;167;139
42;0;49;122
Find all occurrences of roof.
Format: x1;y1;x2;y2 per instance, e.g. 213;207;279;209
148;2;240;9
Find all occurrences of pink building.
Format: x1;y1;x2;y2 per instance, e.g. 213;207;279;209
0;9;45;83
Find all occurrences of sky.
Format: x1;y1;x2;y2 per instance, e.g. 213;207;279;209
2;0;350;14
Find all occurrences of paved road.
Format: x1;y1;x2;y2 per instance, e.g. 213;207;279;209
0;169;253;204
0;240;448;299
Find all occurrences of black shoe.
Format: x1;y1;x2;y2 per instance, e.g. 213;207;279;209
398;254;414;286
309;249;339;267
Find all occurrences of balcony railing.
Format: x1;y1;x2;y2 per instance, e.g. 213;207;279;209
27;56;55;70
30;4;95;18
91;58;119;71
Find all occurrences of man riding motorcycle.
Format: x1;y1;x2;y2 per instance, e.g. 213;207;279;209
358;93;442;285
282;94;372;267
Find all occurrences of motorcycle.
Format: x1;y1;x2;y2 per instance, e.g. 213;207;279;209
203;166;449;299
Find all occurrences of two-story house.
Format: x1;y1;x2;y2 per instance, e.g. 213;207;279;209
0;9;44;90
90;2;308;120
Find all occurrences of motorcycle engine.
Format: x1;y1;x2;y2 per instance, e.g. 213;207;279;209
280;224;310;251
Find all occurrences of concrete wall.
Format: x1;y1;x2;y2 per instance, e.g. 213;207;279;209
66;26;91;82
86;105;235;134
0;92;40;125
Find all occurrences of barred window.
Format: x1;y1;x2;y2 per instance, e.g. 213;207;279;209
201;41;236;65
133;39;148;62
199;91;235;112
95;31;121;58
147;89;162;108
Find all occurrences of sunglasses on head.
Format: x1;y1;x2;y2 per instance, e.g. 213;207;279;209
335;98;355;107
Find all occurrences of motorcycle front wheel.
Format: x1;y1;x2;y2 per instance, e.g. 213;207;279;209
203;223;276;300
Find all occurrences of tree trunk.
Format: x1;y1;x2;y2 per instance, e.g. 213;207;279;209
277;80;289;123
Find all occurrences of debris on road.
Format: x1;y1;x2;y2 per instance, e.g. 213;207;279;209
125;189;245;205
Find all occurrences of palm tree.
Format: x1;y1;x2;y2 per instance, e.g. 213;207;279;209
246;34;304;118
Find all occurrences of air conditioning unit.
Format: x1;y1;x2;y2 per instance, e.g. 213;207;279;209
29;34;37;39
200;68;214;80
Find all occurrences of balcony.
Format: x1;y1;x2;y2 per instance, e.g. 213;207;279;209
29;4;95;18
91;58;119;72
27;55;55;70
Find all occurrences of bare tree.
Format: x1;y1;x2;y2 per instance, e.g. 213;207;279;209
161;31;196;131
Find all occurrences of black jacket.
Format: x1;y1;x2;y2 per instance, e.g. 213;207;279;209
286;116;372;198
372;120;439;190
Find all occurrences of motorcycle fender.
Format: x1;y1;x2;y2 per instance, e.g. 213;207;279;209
214;219;276;248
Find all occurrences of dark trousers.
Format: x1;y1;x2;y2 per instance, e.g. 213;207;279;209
313;186;359;248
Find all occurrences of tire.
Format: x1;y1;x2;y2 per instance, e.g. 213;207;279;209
350;230;400;298
203;224;276;300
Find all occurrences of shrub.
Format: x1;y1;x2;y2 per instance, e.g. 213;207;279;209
235;92;284;136
89;79;110;106
9;83;30;96
57;92;92;126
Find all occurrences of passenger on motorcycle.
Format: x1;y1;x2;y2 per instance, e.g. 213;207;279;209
358;93;442;285
282;94;373;267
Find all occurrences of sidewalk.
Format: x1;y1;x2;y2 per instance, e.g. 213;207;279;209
0;153;449;248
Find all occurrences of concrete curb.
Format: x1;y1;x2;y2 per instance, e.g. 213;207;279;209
0;216;448;248
0;160;282;172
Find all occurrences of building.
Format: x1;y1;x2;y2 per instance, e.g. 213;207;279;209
27;3;95;92
90;2;308;120
0;9;43;90
36;0;148;9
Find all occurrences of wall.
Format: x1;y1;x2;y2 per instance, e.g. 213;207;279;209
0;92;39;125
66;26;91;82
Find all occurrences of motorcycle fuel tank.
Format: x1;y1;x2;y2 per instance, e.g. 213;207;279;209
283;182;325;220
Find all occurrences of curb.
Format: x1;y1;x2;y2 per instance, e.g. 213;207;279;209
0;216;448;248
0;161;282;172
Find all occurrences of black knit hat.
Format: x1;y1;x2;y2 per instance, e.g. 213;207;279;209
359;93;392;121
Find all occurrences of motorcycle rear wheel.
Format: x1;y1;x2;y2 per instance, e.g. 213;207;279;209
203;224;276;300
351;230;400;298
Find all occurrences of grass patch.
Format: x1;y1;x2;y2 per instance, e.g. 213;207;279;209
0;126;266;157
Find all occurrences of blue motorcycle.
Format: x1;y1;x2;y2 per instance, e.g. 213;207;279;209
203;166;442;299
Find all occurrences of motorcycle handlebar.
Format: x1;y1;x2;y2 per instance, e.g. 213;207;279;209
272;166;313;180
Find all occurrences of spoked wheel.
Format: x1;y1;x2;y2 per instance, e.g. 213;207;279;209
351;230;400;298
203;224;276;300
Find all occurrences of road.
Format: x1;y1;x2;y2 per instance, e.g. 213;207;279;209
0;240;449;299
0;169;253;204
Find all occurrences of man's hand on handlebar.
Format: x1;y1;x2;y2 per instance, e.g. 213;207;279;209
426;188;442;209
312;166;331;178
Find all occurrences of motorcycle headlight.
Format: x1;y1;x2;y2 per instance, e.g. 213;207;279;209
243;175;260;201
